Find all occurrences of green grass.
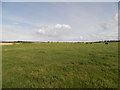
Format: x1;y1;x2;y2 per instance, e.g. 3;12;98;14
2;42;118;88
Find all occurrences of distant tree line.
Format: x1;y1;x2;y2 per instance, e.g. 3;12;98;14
1;40;120;43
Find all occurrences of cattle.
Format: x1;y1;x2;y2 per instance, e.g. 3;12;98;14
105;42;108;44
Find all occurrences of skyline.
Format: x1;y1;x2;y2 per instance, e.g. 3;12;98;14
1;2;118;42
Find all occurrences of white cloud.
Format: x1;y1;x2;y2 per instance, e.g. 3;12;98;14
37;24;72;36
55;24;62;29
2;24;77;41
2;18;118;42
114;12;118;22
98;12;118;30
55;24;71;29
2;25;37;40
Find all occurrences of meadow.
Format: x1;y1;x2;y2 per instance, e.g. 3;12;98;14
2;42;119;88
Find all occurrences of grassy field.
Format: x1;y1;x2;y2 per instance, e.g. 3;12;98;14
2;42;118;88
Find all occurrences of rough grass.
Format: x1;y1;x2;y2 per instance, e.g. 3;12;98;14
2;42;118;88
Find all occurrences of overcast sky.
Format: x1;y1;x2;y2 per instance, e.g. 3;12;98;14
2;2;118;42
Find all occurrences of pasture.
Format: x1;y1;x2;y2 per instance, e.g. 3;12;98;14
2;42;118;88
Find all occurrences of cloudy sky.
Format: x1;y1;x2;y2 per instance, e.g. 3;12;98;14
2;2;118;42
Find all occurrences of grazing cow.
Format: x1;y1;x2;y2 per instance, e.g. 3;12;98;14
105;42;108;44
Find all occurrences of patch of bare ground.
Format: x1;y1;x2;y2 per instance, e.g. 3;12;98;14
0;43;21;45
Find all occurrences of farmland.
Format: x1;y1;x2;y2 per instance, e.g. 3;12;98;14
2;42;118;88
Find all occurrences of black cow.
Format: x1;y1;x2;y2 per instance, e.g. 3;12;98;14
105;42;108;44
